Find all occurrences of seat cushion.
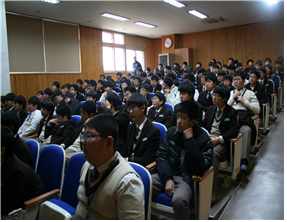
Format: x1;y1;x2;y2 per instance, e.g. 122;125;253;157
152;193;172;207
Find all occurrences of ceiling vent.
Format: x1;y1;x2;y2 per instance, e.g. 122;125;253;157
201;17;228;25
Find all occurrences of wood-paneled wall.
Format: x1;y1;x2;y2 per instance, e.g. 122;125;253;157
146;38;162;70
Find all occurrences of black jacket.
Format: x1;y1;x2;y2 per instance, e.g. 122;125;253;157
149;84;162;93
68;98;81;115
156;124;213;188
197;90;214;112
259;78;273;101
147;105;172;126
62;121;85;148
13;134;32;167
17;109;28;126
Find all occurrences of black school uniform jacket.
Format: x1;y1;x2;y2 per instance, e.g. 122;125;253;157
120;119;161;166
245;82;267;106
18;109;28;126
62;121;85;148
149;84;162;93
260;78;273;100
146;95;152;107
197;90;214;112
45;119;76;145
202;105;238;160
147;105;172;126
142;79;151;85
37;115;55;137
13;134;32;167
75;93;85;102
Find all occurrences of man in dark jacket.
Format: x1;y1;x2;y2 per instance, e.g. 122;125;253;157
133;56;142;74
152;100;213;220
63;93;81;115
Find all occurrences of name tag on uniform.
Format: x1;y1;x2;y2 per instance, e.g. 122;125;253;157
159;114;164;117
224;118;230;121
142;137;148;141
60;125;64;128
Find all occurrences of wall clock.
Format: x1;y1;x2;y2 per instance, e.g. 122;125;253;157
164;37;172;48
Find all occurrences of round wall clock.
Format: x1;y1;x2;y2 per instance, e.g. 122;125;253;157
164;37;172;48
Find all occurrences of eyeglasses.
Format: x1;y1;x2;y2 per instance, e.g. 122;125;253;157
127;106;137;112
80;133;105;142
233;78;242;82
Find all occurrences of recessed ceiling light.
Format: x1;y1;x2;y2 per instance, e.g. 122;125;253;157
100;13;130;21
41;0;60;4
188;10;208;19
134;21;157;28
267;0;278;4
163;0;185;8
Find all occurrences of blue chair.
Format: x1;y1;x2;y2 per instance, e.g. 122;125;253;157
152;122;167;143
122;102;125;106
36;145;65;193
96;101;102;107
25;139;40;171
147;77;150;80
178;78;182;83
116;87;121;92
84;95;87;100
115;84;120;88
80;101;86;104
149;93;154;98
129;162;152;220
71;115;81;127
39;153;86;219
53;114;57;117
165;103;174;115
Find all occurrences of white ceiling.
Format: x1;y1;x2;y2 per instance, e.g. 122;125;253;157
5;0;284;39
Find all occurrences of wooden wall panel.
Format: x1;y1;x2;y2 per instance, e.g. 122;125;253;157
161;34;176;54
146;38;162;70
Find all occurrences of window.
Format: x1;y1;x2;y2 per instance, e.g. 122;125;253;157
102;31;145;73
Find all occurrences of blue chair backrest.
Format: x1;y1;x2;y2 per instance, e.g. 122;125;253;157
178;78;182;83
96;101;102;107
84;95;87;100
115;84;120;88
25;139;40;171
201;127;209;136
61;153;86;208
148;93;154;98
116;87;121;92
129;162;152;220
269;79;275;93
53;114;57;117
152;121;167;143
71;115;81;127
147;77;150;80
36;145;65;192
80;101;86;104
165;103;174;115
122;102;125;106
194;81;197;86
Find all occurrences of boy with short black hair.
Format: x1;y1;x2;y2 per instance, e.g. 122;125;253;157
258;67;273;101
161;77;180;107
70;84;85;102
61;84;68;95
264;58;271;66
84;79;90;94
228;57;233;65
100;81;117;101
37;90;44;102
255;60;262;70
86;91;97;102
43;88;53;101
198;73;217;111
147;92;172;125
217;70;226;85
116;72;122;84
140;84;152;107
4;93;16;112
121;93;161;166
228;64;236;75
63;93;81;115
130;75;136;86
134;76;142;92
212;64;219;75
224;74;235;91
13;95;28;125
52;81;60;91
136;67;143;76
273;58;284;82
76;79;85;94
149;74;162;93
100;74;105;80
140;71;150;85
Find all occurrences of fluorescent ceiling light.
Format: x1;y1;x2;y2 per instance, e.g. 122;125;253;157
41;0;60;4
134;22;157;28
101;13;130;21
188;10;208;19
163;0;185;8
267;0;278;4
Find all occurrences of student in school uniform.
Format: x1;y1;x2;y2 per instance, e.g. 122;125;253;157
147;92;172;126
70;84;85;102
86;91;97;103
4;93;16;112
133;76;142;93
140;72;150;85
228;64;236;76
99;81;117;102
182;73;199;101
139;84;152;107
273;58;284;82
43;88;53;102
76;79;86;95
245;59;254;75
88;80;101;101
255;60;262;70
37;90;44;102
217;70;226;86
224;74;235;91
258;67;273;102
116;72;122;85
149;74;162;93
122;86;137;113
161;77;180;108
119;78;131;102
63;93;81;115
13;95;28;125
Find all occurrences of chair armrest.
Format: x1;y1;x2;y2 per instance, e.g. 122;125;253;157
192;166;213;182
24;189;60;208
251;115;259;120
271;94;277;96
65;151;83;160
278;87;283;90
230;133;242;143
146;161;156;172
27;134;38;138
262;103;268;107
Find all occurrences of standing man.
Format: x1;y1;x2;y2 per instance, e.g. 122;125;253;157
133;56;142;74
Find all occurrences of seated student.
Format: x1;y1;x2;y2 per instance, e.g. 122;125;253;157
152;100;213;220
182;73;199;101
245;59;254;74
118;78;131;102
146;67;151;75
45;103;75;146
100;74;105;80
165;81;204;128
130;75;136;86
198;72;217;112
127;73;132;81
136;67;143;77
228;70;260;175
43;88;53;101
63;93;81;115
228;57;234;66
2;111;32;166
195;67;205;86
52;81;60;92
97;79;104;92
133;76;142;92
76;79;85;94
13;95;28;125
70;84;85;102
33;101;55;148
122;86;137;113
155;70;164;85
87;80;100;100
61;101;97;155
147;92;172;125
255;60;262;70
265;64;279;93
273;58;284;82
18;96;42;141
51;90;64;115
161;77;180;107
84;79;90;95
102;92;132;153
86;91;98;103
202;85;238;202
120;94;161;166
72;114;144;220
65;83;71;93
149;74;162;93
99;81;117;102
1;95;6;113
167;71;180;87
115;72;122;84
4;93;16;112
245;70;267;120
141;71;150;85
61;84;67;96
217;70;226;86
236;62;243;70
258;67;273;103
224;74;235;91
140;84;152;107
197;71;207;93
228;63;236;76
37;90;44;102
1;126;46;218
213;64;219;75
207;62;214;73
